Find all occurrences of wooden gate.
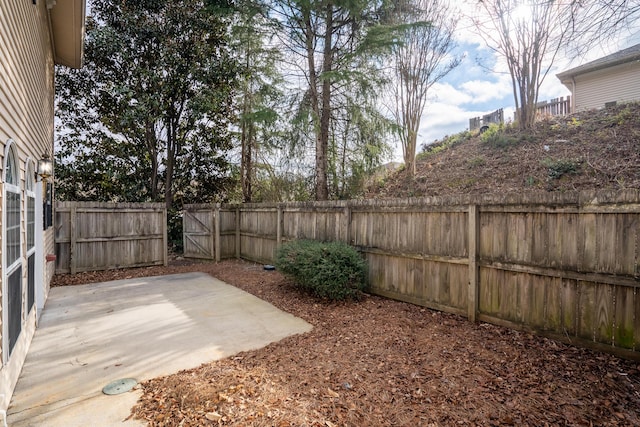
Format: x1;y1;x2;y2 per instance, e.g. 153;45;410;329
183;204;218;260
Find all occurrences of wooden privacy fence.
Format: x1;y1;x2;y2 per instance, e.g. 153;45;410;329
55;202;168;274
469;108;504;130
184;191;640;359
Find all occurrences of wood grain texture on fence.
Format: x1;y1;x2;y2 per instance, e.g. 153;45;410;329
183;204;216;260
183;191;640;358
218;207;238;259
55;202;167;273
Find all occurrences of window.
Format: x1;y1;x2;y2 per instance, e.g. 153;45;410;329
5;144;22;268
26;161;35;249
26;160;35;312
4;141;23;358
44;182;52;229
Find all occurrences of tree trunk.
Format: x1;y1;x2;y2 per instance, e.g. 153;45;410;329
145;119;160;200
240;34;254;203
165;117;176;210
303;8;326;201
404;127;417;176
316;3;333;201
240;93;253;202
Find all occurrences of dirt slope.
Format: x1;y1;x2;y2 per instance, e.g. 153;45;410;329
366;102;640;198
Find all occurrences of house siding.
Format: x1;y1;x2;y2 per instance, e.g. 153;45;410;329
573;61;640;111
0;0;56;411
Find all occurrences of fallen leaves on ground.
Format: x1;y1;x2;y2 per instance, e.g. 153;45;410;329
54;259;640;426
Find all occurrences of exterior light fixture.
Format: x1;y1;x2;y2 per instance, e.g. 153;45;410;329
36;153;53;182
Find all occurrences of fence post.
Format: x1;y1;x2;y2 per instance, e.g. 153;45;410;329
276;204;283;249
214;203;221;262
162;207;168;266
235;207;241;259
468;204;479;322
344;203;351;244
70;206;77;274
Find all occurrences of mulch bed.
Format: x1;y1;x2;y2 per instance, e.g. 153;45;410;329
53;259;640;426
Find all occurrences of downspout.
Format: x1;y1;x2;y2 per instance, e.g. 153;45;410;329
570;77;576;114
46;0;57;63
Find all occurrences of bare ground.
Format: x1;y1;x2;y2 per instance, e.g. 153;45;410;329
366;103;640;199
52;259;640;426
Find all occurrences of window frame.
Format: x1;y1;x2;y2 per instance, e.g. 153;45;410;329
4;142;22;272
2;140;24;363
26;159;35;255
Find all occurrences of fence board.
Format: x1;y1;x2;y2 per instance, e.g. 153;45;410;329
505;213;522;262
578;281;597;341
479;267;497;316
532;213;548;266
581;213;597;271
561;214;579;269
547;213;561;268
544;276;562;331
618;215;637;275
596;284;613;344
598;214;617;273
562;279;578;337
219;208;237;259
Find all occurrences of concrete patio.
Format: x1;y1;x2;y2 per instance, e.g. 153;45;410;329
7;272;312;426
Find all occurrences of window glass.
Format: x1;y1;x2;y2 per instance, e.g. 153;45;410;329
26;161;35;250
5;146;21;267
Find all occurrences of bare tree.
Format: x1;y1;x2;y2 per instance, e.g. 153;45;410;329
568;1;640;57
473;0;576;130
387;0;461;175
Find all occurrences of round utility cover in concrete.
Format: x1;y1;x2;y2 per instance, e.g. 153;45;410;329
102;378;138;395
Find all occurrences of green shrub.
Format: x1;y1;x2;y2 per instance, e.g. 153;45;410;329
418;130;473;160
541;158;580;179
167;208;184;254
275;240;367;300
480;123;519;148
467;156;486;167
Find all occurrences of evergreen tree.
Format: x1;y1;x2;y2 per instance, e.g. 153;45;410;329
55;0;238;208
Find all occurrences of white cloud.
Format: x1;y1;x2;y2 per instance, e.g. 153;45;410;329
428;82;472;105
421;104;469;137
459;76;512;104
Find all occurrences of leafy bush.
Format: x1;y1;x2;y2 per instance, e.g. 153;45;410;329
480;123;519;148
542;158;580;180
467;156;486;167
418;130;473;160
167;208;184;254
275;240;367;300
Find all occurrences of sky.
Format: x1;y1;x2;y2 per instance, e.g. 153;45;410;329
404;3;640;160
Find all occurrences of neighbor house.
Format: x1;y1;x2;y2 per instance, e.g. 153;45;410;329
557;43;640;113
0;0;85;412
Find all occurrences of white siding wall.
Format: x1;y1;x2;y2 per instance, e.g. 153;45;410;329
0;0;55;411
574;61;640;111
